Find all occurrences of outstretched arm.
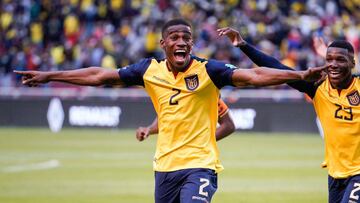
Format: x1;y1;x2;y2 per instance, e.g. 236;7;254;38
135;117;158;142
14;67;123;87
218;27;321;97
231;65;325;87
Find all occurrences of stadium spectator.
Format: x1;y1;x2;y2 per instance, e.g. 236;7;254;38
135;98;235;142
15;19;325;203
220;27;360;203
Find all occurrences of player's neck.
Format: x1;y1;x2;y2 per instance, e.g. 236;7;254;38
335;77;353;89
332;76;354;95
166;59;193;76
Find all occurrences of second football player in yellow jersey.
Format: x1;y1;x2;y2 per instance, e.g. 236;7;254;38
220;27;360;203
314;76;360;178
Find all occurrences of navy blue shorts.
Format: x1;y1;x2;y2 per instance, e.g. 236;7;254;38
154;168;218;203
328;174;360;203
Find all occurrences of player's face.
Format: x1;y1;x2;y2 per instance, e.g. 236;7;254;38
160;24;193;72
325;47;354;89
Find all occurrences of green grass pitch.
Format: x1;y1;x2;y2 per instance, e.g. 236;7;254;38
0;128;327;203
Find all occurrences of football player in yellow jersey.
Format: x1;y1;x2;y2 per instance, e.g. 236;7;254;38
219;27;360;203
15;19;324;203
135;99;235;142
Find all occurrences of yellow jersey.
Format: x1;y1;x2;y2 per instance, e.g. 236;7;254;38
238;43;360;179
313;77;360;178
118;56;235;172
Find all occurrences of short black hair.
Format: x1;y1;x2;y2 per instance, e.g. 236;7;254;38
161;19;191;37
328;40;354;54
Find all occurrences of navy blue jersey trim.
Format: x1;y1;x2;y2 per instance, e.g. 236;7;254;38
191;55;207;63
154;58;165;63
118;58;152;87
204;59;235;89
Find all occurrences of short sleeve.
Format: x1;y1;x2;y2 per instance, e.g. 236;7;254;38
118;58;152;87
205;59;236;89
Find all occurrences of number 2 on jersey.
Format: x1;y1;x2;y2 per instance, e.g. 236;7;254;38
169;88;181;105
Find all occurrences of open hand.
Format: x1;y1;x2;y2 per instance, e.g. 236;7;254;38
135;127;150;142
14;70;49;87
217;27;246;47
312;36;327;58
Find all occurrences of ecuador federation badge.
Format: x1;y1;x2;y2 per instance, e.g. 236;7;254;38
184;74;199;91
347;90;360;106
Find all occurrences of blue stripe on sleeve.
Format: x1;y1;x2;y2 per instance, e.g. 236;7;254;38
239;43;318;98
205;59;235;89
118;58;152;87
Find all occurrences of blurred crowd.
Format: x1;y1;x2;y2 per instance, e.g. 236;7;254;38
0;0;359;88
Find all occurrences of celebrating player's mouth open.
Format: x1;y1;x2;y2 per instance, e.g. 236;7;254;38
160;24;193;73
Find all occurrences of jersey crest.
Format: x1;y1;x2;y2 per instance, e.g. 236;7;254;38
184;74;199;91
347;90;360;106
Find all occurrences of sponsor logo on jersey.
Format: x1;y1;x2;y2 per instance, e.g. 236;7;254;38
225;63;238;69
347;91;360;106
153;76;171;84
184;74;199;91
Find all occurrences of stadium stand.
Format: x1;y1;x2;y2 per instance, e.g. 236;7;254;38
0;0;359;88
